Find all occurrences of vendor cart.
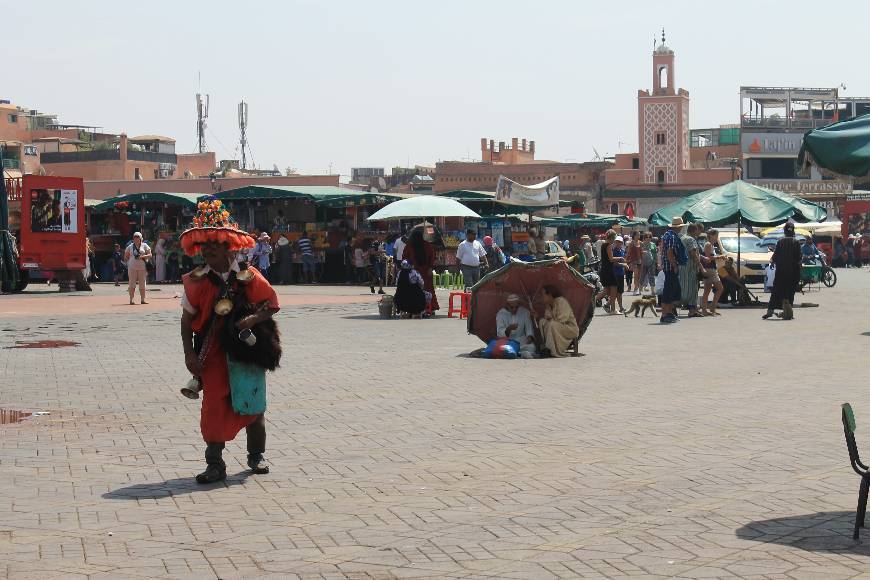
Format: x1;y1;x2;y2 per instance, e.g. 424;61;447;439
2;175;86;292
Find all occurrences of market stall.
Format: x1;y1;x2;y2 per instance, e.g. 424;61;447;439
435;189;573;261
89;191;202;279
213;185;406;282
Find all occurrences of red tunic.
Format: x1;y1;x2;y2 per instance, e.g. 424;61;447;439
182;267;279;443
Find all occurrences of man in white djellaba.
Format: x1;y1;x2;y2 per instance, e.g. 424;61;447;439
495;293;537;359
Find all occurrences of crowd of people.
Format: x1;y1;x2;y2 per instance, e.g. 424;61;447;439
79;216;826;328
561;220;767;323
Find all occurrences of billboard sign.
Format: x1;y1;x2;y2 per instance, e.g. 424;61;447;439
742;132;804;155
495;175;560;207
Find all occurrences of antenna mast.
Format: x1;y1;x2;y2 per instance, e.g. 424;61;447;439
196;94;209;153
238;100;248;170
196;73;209;154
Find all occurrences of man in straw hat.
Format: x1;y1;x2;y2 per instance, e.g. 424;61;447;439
251;232;273;279
495;293;537;359
659;216;688;324
179;198;281;484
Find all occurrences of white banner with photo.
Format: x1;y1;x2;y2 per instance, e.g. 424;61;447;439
495;175;560;207
60;189;78;233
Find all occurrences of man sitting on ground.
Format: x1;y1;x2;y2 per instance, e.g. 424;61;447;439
495;294;537;359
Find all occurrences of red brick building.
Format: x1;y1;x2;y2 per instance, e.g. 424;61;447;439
435;137;609;209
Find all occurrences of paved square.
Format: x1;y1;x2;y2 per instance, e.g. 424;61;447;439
2;273;870;579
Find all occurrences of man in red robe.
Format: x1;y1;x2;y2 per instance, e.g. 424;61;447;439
179;200;280;484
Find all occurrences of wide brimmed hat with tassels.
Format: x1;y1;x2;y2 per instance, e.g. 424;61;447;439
179;198;255;256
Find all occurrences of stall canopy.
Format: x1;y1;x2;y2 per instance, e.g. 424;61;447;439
541;213;647;229
648;180;827;227
437;189;573;214
367;195;480;221
798;113;870;177
760;220;843;237
91;192;202;212
212;185;405;207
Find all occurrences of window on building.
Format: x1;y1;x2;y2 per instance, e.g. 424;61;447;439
658;65;669;89
134;167;141;180
7;114;17;124
609;203;619;214
746;157;798;179
657;170;665;184
632;157;639;169
655;132;666;145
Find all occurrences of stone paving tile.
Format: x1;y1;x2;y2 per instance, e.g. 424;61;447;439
2;272;870;578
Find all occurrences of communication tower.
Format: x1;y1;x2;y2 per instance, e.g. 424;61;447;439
196;92;209;154
238;100;249;170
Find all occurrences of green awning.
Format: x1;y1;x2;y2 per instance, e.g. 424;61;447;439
314;192;406;208
798;113;870;177
214;185;344;200
648;180;827;227
212;185;404;207
539;213;645;228
91;192;202;212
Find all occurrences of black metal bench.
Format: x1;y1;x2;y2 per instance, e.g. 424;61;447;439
842;403;870;539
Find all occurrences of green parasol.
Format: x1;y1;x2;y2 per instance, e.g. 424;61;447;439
798;113;870;177
648;180;827;228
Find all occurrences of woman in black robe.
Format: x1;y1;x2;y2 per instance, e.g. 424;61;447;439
764;222;802;320
393;260;428;317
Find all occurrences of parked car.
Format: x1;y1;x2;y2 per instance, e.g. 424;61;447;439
759;233;806;252
544;241;567;260
714;230;769;283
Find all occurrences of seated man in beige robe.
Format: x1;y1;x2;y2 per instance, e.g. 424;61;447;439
537;284;579;357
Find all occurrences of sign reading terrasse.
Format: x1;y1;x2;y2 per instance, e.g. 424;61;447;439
747;179;852;195
496;175;560;207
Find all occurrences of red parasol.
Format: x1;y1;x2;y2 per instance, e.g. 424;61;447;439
467;259;595;344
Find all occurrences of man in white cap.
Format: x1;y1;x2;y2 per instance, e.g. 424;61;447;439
495;294;537;358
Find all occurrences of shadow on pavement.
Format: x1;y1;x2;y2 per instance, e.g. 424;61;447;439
341;314;387;320
736;510;870;553
102;472;250;500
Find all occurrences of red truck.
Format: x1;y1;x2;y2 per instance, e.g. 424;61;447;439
4;175;86;291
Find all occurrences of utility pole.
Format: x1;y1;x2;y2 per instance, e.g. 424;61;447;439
0;145;8;231
238;100;248;170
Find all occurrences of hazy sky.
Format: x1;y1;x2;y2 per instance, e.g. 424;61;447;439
6;0;869;178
